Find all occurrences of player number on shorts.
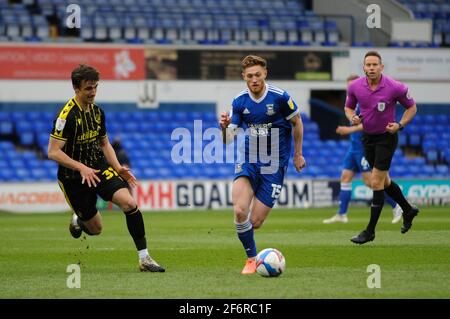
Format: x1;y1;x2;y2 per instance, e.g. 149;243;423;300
102;167;118;180
271;184;282;199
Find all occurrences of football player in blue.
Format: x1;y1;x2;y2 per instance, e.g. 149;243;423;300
219;55;306;274
323;75;402;225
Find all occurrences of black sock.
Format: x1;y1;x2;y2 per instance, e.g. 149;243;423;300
124;207;147;251
384;181;412;212
367;190;384;234
77;217;95;236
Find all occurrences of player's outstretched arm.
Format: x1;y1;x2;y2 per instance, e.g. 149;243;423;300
100;136;137;187
48;137;100;187
336;124;363;136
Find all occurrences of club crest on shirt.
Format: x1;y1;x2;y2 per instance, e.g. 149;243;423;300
266;104;275;116
55;118;66;131
377;102;385;112
235;163;243;173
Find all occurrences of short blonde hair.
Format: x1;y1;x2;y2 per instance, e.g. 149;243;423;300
241;55;267;71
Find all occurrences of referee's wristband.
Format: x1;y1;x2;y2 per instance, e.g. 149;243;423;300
396;122;404;131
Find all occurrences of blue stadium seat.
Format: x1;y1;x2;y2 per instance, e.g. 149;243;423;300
0;120;13;135
435;164;449;176
21;151;37;161
15;167;32;181
391;165;407;177
31;168;49;180
444;150;450;164
435;114;449;125
409;133;421;147
436;139;449;152
19;132;35;146
422;140;437;153
426;149;439;163
407;165;421;175
0;169;15;181
398;133;407;147
423;165;436;176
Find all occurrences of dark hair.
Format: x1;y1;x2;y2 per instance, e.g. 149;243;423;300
364;51;382;64
71;64;100;89
347;74;359;82
241;55;267;71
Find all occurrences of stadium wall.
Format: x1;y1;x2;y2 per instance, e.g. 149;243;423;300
1;179;448;213
1;79;450;116
1;44;450;115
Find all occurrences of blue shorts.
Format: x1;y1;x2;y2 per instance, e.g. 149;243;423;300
233;162;286;208
343;150;371;173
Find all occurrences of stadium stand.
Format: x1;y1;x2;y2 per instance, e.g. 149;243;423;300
0;0;344;46
0;0;449;182
0;104;449;182
396;0;450;47
1;0;449;47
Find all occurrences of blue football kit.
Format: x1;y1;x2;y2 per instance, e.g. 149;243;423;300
343;105;371;173
229;83;300;208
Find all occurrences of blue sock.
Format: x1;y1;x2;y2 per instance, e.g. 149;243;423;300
385;193;397;208
235;218;257;258
338;182;352;215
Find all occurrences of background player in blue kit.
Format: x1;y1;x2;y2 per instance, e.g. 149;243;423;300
219;55;306;274
323;75;402;225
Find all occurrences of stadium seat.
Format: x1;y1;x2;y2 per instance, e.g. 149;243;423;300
426;149;439;164
0;169;15;181
408;133;421;147
423;165;436;176
435;164;449;176
398;133;408;147
0;120;13;136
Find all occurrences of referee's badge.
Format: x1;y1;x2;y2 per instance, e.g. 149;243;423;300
377;102;386;112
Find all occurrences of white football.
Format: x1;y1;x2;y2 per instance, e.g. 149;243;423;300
255;248;286;277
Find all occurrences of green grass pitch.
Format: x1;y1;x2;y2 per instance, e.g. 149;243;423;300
0;206;449;299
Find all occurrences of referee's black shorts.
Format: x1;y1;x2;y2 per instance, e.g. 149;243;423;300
57;165;129;221
361;132;398;171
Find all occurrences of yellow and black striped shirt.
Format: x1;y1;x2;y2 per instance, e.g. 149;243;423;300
50;98;108;179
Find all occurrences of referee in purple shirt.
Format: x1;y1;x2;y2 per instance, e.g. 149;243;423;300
345;51;419;244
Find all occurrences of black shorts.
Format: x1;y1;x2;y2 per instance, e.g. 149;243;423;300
58;165;129;221
361;132;398;171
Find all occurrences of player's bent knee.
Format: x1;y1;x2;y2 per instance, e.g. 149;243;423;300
119;198;137;213
252;220;264;229
86;224;102;235
234;206;249;222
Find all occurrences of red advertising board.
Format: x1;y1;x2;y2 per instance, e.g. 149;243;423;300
0;45;145;80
